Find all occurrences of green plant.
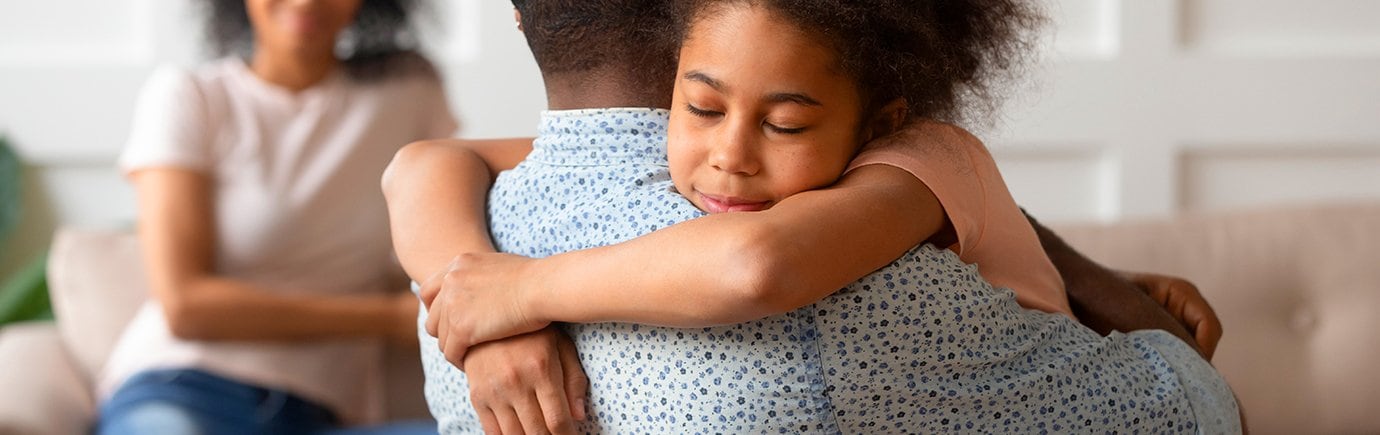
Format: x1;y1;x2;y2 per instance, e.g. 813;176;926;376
0;135;52;324
0;135;18;245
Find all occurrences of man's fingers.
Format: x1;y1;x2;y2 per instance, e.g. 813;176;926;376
1167;288;1191;326
1141;275;1172;306
1165;277;1222;360
1185;303;1223;360
557;335;589;421
1195;320;1222;360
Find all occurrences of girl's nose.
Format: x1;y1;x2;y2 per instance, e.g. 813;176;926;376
708;118;761;176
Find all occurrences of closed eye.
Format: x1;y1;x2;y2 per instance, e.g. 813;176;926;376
685;103;722;118
765;122;806;135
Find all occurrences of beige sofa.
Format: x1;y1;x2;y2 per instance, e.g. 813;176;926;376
2;202;1378;434
1049;202;1380;434
0;228;431;435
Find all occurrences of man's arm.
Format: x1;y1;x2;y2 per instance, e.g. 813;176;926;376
1024;212;1206;356
1123;271;1222;359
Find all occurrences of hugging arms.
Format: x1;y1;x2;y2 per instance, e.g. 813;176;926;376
381;1;1226;433
382;127;1220;433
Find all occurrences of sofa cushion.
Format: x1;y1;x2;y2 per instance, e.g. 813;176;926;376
44;227;431;421
1051;202;1380;434
46;228;149;381
0;321;95;435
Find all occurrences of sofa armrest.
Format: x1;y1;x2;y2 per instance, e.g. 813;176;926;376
0;321;95;435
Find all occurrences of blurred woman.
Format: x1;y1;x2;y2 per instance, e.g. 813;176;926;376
95;1;455;433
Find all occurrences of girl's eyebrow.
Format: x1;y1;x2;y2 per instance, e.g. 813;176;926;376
765;92;821;107
685;70;822;107
683;70;726;91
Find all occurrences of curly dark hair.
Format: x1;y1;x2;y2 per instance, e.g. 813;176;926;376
510;0;680;95
200;0;432;81
681;0;1045;125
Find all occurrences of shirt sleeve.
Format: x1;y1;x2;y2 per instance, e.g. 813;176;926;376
845;121;987;257
118;65;214;175
844;122;1073;316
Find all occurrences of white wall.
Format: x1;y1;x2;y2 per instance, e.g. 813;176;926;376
2;0;1379;277
993;0;1380;222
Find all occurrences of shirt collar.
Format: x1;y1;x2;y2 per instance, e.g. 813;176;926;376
527;108;671;166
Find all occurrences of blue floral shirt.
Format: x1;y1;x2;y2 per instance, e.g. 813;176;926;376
417;108;1239;434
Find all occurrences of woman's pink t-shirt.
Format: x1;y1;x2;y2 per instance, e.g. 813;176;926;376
846;121;1074;318
104;58;458;424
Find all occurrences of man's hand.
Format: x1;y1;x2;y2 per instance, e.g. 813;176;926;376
421;253;552;368
464;326;588;435
1123;272;1223;360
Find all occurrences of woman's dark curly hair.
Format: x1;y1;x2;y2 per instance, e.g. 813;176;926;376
680;0;1044;126
201;0;432;81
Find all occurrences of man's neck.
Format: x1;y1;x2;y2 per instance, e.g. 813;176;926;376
542;70;672;111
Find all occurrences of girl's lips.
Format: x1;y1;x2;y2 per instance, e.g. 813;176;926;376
698;191;770;213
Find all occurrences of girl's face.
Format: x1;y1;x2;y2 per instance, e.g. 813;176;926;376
246;0;361;58
668;4;864;214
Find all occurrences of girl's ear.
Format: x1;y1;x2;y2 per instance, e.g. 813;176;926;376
514;9;524;32
863;98;909;141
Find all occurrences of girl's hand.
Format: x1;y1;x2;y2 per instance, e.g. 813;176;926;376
1122;271;1223;360
421;253;552;368
463;326;589;435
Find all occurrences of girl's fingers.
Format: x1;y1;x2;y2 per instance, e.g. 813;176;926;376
425;300;443;337
556;335;589;421
477;406;504;435
534;366;578;434
514;392;559;435
493;405;526;435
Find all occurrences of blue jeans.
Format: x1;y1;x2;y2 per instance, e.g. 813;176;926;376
96;369;437;435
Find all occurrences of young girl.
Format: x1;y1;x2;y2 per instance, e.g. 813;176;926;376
400;0;1239;433
97;0;451;433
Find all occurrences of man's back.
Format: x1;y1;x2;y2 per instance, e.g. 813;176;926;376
422;109;840;433
420;108;1238;433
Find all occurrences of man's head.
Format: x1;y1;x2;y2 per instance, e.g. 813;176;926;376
512;0;679;106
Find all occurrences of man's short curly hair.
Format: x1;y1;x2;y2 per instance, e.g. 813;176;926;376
681;0;1044;125
511;0;679;88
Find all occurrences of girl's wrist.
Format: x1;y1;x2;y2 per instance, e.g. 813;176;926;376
517;256;554;324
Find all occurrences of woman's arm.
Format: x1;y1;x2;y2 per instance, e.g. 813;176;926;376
132;168;416;343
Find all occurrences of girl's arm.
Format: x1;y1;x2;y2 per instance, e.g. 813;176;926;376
381;137;533;283
418;163;945;353
383;138;594;434
132;168;416;344
526;164;941;325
